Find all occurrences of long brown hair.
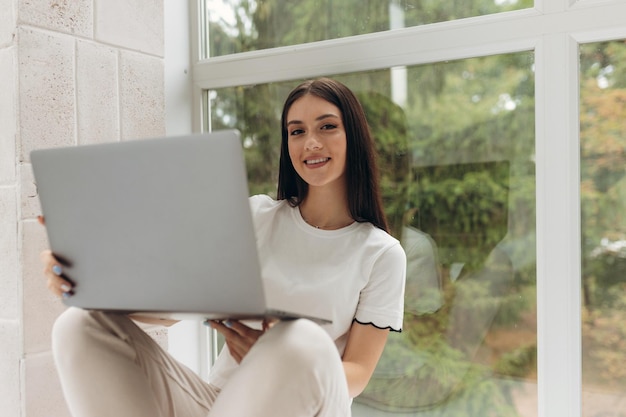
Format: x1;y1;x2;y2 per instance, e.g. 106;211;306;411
277;78;389;233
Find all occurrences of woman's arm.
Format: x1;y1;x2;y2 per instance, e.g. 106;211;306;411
341;321;389;398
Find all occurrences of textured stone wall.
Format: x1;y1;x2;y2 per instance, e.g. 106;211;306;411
0;1;166;415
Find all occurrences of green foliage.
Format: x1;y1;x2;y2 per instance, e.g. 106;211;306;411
360;250;533;412
360;334;520;416
206;0;531;57
583;302;626;385
209;82;293;196
491;284;535;327
579;40;626;393
411;166;510;268
580;42;626;238
494;344;537;378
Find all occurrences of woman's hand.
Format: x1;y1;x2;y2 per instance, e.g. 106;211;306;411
40;249;75;298
38;216;75;298
208;320;272;363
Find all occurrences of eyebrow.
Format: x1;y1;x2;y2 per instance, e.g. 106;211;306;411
286;113;340;126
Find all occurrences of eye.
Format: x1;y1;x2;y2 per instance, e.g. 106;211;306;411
289;128;304;136
320;123;337;131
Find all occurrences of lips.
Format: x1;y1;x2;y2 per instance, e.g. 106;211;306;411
305;157;330;165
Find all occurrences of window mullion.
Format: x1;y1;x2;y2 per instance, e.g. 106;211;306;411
535;33;582;417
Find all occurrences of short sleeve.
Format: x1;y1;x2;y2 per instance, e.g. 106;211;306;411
354;242;406;332
248;194;275;214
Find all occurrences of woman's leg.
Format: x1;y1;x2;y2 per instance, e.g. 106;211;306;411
209;319;351;417
52;307;218;417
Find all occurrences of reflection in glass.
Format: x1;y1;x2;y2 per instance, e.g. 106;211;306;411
580;40;626;417
202;0;533;58
208;51;536;416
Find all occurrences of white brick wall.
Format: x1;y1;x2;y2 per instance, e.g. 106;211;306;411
120;50;166;140
0;0;16;47
0;1;166;415
18;27;76;159
18;0;93;37
76;40;120;145
0;2;21;415
0;46;17;183
95;0;164;56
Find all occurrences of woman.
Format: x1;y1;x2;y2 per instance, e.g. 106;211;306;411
41;78;406;417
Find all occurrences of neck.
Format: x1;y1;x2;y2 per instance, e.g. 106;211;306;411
299;185;353;230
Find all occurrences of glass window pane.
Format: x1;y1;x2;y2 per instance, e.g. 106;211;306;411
202;0;533;58
580;40;626;417
208;51;536;415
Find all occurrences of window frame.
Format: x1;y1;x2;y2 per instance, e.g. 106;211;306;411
188;1;626;415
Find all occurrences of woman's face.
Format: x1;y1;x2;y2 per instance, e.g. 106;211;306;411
286;94;348;190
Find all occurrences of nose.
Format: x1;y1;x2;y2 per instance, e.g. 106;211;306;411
304;134;322;151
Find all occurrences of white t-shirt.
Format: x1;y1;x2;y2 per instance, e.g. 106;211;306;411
208;194;406;388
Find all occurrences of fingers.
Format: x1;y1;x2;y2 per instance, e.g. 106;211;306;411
41;250;74;299
262;318;278;331
206;320;266;363
225;320;262;337
38;219;72;298
210;320;261;338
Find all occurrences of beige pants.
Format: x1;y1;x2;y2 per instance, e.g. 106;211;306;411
52;308;351;417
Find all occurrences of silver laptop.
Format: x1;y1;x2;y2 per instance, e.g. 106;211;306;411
31;130;331;324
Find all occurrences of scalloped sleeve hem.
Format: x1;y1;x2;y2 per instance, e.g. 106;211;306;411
353;318;402;333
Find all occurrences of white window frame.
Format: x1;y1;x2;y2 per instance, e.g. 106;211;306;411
186;0;626;415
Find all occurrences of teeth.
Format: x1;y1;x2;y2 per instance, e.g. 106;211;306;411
306;157;329;165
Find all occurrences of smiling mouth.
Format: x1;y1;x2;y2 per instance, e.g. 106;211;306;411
305;157;329;165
